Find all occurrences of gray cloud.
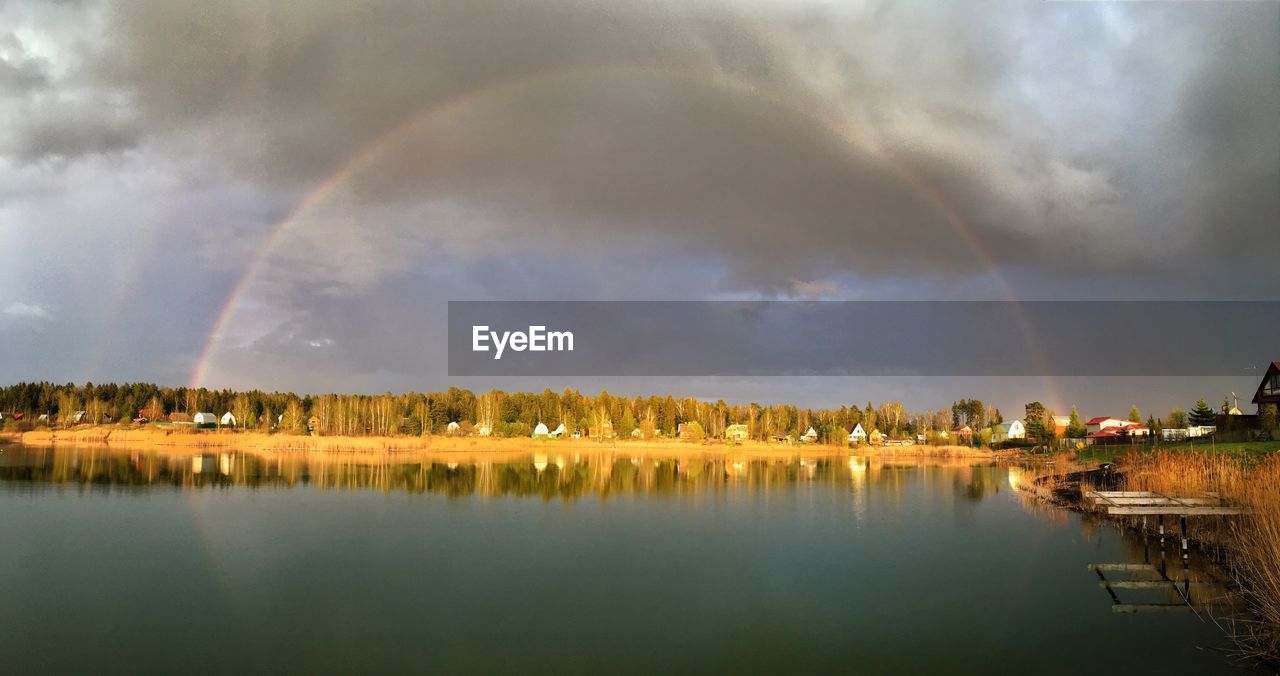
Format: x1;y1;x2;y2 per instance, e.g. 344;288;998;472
27;0;1264;293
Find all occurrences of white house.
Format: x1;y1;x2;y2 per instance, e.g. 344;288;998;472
1085;417;1128;435
848;423;867;444
550;423;566;438
193;412;218;425
446;421;461;434
532;422;550;438
220;411;237;427
800;426;818;443
993;419;1026;443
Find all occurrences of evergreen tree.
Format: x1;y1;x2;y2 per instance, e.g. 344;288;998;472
1190;398;1216;426
1066;405;1086;438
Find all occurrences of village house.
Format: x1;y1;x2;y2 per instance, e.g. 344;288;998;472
220;412;237;427
725;423;749;442
992;419;1026;443
868;429;883;445
631;428;643;439
800;426;818;443
1253;361;1280;412
952;425;973;442
446;421;461;434
532;422;550;438
1051;416;1071;436
848;423;866;444
1085;416;1149;439
550;423;566;438
589;419;614;439
193;412;218;426
1085;417;1127;435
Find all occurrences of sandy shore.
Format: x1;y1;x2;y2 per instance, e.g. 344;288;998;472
8;426;995;459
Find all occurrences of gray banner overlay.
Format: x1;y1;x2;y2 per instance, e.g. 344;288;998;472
448;301;1278;376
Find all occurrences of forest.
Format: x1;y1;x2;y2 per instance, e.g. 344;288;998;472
0;381;987;442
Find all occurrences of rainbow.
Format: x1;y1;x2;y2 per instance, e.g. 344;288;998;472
188;63;1058;405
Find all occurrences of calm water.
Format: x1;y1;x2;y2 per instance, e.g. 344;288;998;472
0;446;1257;674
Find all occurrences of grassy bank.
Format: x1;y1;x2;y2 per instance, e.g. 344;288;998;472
1074;440;1280;465
15;425;994;458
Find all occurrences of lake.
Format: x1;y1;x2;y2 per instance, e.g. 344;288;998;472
0;446;1257;674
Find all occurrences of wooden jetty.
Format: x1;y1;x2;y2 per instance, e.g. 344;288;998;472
1084;491;1244;516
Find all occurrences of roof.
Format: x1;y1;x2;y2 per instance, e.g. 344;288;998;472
1252;362;1279;403
1084;416;1118;425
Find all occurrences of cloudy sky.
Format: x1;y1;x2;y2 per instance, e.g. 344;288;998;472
1;0;1276;416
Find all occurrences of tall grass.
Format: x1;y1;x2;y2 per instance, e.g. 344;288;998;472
1119;449;1248;497
1117;450;1279;662
1229;455;1280;662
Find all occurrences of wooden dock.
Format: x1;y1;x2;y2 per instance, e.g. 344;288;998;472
1084;491;1244;516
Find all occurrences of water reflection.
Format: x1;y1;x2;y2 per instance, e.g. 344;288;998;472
0;444;1255;674
0;446;1009;502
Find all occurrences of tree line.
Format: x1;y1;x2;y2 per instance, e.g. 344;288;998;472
1;381;961;441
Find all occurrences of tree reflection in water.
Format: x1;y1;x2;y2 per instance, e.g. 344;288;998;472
0;446;1005;501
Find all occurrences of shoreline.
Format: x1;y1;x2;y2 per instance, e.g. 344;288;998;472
5;426;997;459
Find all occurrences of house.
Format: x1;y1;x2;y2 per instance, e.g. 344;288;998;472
631;428;643;439
589;419;615;439
70;411;88;424
868;429;883;445
307;416;320;432
193;412;218;426
800;426;818;443
952;425;973;440
1051;416;1071;436
848;423;867;444
1085;417;1128;435
532;422;550;438
446;421;461;434
677;422;704;439
550;423;566;438
993;420;1026;443
1252;362;1280;412
477;425;492;437
725;423;749;442
220;411;237;427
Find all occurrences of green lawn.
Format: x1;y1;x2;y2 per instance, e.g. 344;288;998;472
1073;440;1280;464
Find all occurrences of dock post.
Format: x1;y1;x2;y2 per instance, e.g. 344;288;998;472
1180;515;1189;561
